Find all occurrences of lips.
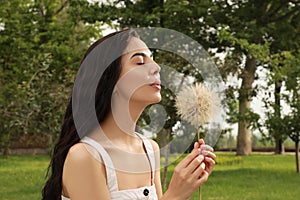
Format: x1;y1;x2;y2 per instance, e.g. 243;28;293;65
150;81;161;90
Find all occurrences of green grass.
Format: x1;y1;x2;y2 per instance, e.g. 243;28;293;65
173;152;299;200
0;153;299;200
0;155;49;200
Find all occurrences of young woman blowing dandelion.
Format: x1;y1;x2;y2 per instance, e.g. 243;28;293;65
42;29;216;200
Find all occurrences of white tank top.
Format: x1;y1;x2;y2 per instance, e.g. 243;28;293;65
61;133;158;200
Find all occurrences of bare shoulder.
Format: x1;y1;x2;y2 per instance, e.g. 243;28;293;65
66;143;95;163
147;139;160;152
63;143;108;198
63;142;104;175
147;139;161;176
68;142;101;162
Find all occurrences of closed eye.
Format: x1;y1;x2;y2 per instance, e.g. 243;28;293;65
130;52;153;66
132;55;145;65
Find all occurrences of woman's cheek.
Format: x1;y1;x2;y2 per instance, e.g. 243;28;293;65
115;66;152;99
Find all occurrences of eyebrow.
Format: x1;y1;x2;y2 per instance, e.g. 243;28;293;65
130;52;153;59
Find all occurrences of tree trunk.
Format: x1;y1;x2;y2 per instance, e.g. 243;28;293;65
162;142;170;189
275;138;285;154
274;79;284;154
156;128;172;189
237;56;256;156
295;137;299;173
1;133;11;156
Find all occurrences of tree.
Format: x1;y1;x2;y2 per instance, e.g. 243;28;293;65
0;0;98;154
281;50;300;173
262;0;300;154
210;0;300;155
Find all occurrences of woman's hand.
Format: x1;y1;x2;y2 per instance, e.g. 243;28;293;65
195;139;216;175
162;143;210;200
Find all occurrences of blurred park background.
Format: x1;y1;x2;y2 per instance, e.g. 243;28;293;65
0;0;299;199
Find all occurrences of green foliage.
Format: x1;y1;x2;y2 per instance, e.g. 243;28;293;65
0;0;99;151
215;131;236;149
72;0;300;155
263;50;300;144
281;50;300;143
217;26;270;61
261;0;300;147
1;0;300;157
214;1;300;154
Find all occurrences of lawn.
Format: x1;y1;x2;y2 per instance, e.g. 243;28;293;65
0;155;49;200
0;152;299;200
192;153;300;200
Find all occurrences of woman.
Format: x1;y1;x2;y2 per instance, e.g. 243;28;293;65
42;29;216;200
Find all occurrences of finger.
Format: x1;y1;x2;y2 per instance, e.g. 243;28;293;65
200;162;206;170
199;144;214;153
192;168;209;189
186;155;205;174
205;157;215;167
198;139;205;146
176;149;200;169
188;160;205;182
204;157;215;174
196;170;209;186
201;151;216;161
193;142;199;150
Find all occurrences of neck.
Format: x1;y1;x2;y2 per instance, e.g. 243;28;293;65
100;100;146;144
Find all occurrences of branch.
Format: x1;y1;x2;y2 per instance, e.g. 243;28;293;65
263;2;272;16
269;6;300;23
37;0;45;17
54;1;68;16
259;2;273;24
25;110;35;134
26;55;51;88
268;1;287;19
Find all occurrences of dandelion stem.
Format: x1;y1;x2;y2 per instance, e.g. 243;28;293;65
197;127;202;200
199;186;202;200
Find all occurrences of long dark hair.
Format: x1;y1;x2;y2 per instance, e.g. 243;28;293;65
42;29;139;200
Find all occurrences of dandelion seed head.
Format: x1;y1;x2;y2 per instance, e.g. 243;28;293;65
175;83;213;127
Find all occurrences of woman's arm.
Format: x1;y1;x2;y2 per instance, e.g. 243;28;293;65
62;143;111;200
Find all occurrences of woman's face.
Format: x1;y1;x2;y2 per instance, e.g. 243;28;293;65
115;37;161;106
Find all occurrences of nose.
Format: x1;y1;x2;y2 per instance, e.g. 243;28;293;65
150;60;161;75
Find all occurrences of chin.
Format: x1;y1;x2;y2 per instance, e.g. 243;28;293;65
131;89;161;105
144;99;161;107
150;93;162;104
140;94;162;106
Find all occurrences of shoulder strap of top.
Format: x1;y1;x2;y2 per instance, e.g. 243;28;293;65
136;133;156;184
80;136;118;192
